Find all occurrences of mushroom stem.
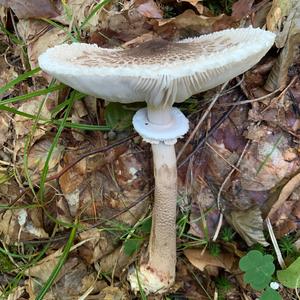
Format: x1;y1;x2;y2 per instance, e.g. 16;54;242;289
147;107;173;125
148;142;177;283
128;107;180;294
128;142;177;294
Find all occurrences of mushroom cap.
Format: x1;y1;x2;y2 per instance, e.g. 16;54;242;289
39;27;275;108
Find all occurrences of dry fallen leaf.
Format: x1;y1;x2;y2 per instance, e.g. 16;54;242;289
25;256;102;298
6;286;26;300
0;0;59;19
184;248;234;272
155;10;236;39
134;0;163;19
226;206;268;246
0;208;48;244
99;246;131;275
55;0;113;33
265;1;300;91
0;112;10;147
0;56;18;100
177;0;205;14
268;172;300;218
240;130;296;191
266;0;295;32
188;186;219;239
27;138;64;181
14;96;56;156
231;0;254;21
98;286;127;300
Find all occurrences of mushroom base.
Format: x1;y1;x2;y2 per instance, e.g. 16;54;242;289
128;264;175;294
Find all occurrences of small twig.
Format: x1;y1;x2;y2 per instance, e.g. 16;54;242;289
212;140;250;242
177;81;229;160
218;88;281;107
262;76;298;113
178;97;239;168
265;217;286;269
205;142;241;172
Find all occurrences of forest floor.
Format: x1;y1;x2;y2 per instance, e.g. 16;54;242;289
0;0;299;299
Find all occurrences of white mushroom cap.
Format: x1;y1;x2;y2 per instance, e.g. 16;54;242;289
38;27;275;108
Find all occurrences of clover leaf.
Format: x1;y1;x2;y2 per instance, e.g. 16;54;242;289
260;287;282;300
277;256;300;288
239;250;275;290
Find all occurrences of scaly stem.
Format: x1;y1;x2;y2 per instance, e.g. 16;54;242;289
128;105;179;294
147;142;177;282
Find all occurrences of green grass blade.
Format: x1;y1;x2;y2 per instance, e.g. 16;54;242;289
0;21;23;45
41;18;79;43
36;223;77;300
0;104;110;131
0;67;41;95
0;84;64;105
38;91;77;201
80;0;111;30
256;135;283;175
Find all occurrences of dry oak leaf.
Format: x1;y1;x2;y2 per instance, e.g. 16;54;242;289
268;172;300;219
231;0;254;21
0;209;48;244
177;0;204;14
0;113;10;147
0;0;59;19
134;0;163;19
184;248;234;272
266;0;296;33
226;206;268;246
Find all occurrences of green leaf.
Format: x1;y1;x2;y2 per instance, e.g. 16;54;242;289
277;256;300;288
140;218;152;234
104;102;134;131
124;238;143;256
239;250;275;290
260;287;282;300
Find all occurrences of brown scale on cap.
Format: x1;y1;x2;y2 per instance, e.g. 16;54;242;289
70;37;238;68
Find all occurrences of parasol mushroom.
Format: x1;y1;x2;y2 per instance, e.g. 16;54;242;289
38;27;275;294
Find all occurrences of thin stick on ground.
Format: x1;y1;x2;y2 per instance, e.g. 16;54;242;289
177;81;228;161
265;217;286;269
212;140;250;242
